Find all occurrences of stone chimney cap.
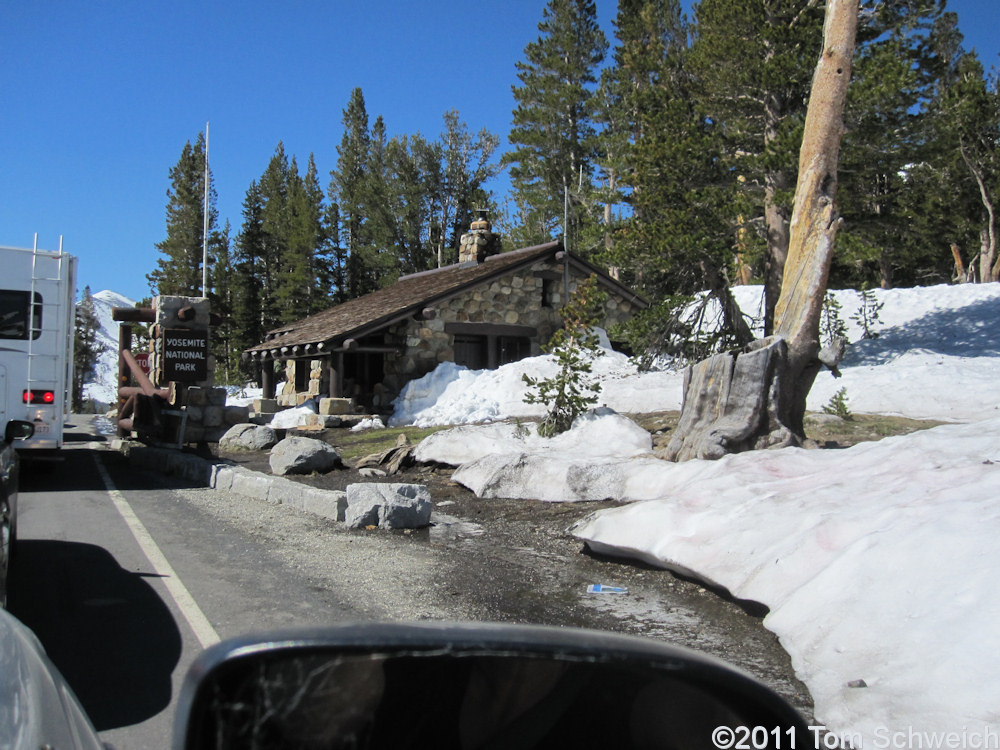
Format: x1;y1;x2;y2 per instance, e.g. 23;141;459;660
470;209;491;232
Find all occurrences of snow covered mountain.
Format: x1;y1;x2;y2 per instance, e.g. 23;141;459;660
82;290;137;408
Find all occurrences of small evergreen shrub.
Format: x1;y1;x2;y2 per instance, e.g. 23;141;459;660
522;275;607;437
823;387;853;420
820;292;848;347
851;285;884;340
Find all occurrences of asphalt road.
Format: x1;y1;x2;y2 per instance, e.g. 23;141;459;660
8;415;813;749
8;417;378;748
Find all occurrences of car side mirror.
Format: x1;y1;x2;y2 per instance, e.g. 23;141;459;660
174;622;809;749
4;419;34;443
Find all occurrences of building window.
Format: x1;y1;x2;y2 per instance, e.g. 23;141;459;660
497;335;530;366
454;334;488;370
453;332;530;370
447;322;537;370
541;278;554;308
0;290;42;340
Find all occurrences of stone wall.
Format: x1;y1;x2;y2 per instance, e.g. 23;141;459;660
381;260;637;394
181;385;250;443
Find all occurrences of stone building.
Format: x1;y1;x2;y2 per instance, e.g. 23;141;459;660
243;217;646;415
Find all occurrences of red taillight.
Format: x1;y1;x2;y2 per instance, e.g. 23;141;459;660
22;389;56;405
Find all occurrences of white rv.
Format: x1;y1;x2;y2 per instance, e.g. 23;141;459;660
0;239;77;450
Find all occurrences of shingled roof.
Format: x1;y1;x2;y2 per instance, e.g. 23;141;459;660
245;241;644;357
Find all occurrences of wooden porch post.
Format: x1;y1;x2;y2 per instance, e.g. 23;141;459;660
261;360;275;399
327;358;340;398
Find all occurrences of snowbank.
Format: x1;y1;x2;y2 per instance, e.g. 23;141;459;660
571;418;1000;744
268;404;317;429
418;409;657;502
389;351;681;427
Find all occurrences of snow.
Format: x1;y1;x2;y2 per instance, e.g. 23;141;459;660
84;282;1000;740
268;404;318;429
82;290;137;408
350;416;386;432
389;349;679;426
225;384;263;407
396;282;1000;743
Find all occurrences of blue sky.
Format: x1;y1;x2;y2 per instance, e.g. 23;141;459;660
2;1;997;303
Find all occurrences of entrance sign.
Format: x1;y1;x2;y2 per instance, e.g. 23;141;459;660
162;328;209;381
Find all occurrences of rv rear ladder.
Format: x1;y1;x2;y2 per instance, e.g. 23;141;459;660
26;235;69;390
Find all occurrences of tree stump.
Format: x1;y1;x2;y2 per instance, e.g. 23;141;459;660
660;337;798;462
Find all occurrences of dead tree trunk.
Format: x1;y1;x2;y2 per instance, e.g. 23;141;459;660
664;0;858;462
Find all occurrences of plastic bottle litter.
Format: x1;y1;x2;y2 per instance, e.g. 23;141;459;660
586;584;628;594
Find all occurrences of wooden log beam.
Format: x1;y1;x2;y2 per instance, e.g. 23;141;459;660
113;307;155;322
120;349;158;397
118;386;171;400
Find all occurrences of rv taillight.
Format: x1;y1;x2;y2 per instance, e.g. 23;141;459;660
23;389;56;405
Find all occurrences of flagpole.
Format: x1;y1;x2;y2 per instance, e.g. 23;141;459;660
202;121;210;297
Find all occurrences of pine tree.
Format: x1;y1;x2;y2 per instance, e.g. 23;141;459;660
820;292;847;347
938;52;1000;282
329;88;375;298
600;0;698;289
388;133;436;274
302;155;331;312
148;133;219;296
823;387;853;420
506;0;608;250
258;143;292;326
231;180;268;381
885;12;982;285
601;0;753;357
596;0;688;254
323;199;348;304
835;0;953;289
208;221;236;383
435;111;501;266
277;156;319;320
851;284;883;339
72;286;102;410
361;116;402;287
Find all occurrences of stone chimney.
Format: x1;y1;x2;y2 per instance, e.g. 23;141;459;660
458;209;501;264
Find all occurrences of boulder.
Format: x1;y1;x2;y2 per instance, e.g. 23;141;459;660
344;483;432;529
269;436;342;476
219;423;279;452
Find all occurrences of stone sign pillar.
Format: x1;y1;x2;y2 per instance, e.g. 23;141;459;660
148;296;245;443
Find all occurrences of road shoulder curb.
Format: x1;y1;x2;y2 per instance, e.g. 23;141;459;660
118;441;347;522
